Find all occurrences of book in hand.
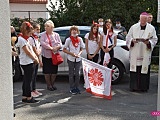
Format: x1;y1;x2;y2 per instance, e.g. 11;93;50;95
136;38;150;42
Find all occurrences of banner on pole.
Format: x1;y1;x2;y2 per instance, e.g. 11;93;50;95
81;58;113;100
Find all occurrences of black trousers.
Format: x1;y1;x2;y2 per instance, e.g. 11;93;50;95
130;65;150;91
99;46;114;68
21;63;34;97
31;64;39;91
87;54;99;63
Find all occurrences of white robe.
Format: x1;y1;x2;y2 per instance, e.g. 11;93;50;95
126;22;157;74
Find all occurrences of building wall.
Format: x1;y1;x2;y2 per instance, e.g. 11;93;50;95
10;3;49;20
0;0;13;119
9;0;47;4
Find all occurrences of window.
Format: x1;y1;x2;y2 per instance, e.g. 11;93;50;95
54;29;89;44
54;30;69;44
79;30;89;42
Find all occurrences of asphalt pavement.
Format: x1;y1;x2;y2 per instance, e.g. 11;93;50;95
13;73;158;120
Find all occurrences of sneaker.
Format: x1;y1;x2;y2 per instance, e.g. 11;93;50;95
75;88;81;94
22;97;39;103
83;83;86;88
70;89;77;95
31;91;39;97
34;90;42;96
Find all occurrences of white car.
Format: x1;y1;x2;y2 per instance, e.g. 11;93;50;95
53;26;130;84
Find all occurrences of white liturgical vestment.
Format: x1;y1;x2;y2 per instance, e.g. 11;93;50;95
126;22;157;74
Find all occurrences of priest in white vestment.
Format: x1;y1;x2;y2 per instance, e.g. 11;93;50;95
126;12;158;92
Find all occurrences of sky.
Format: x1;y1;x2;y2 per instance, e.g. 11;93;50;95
47;0;59;10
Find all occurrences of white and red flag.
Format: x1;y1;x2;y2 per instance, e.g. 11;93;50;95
81;58;113;100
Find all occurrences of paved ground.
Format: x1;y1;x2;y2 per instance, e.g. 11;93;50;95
13;73;158;120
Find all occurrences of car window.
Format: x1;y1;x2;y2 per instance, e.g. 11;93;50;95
79;30;89;42
54;30;69;44
54;29;89;44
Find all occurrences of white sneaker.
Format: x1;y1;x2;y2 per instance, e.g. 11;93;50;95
31;91;39;97
34;90;42;96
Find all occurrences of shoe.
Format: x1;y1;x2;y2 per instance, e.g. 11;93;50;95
47;86;54;91
52;86;57;90
130;89;135;92
22;97;39;103
75;88;81;94
141;90;148;92
34;90;42;96
83;83;86;88
31;91;39;97
14;113;16;117
70;89;77;95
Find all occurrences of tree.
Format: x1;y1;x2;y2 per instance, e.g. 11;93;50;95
47;0;159;65
48;0;158;31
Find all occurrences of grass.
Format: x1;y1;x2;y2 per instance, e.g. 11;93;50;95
151;64;159;72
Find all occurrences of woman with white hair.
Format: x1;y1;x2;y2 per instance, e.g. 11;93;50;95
40;20;62;91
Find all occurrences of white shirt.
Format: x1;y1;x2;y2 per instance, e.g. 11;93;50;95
98;27;103;34
64;36;85;62
16;36;34;65
100;31;117;47
84;33;100;54
28;36;41;55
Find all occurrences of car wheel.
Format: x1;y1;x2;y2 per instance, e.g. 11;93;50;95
111;60;124;84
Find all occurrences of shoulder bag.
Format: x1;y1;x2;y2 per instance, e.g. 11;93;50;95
46;33;63;65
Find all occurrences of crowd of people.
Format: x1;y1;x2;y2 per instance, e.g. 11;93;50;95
11;12;157;104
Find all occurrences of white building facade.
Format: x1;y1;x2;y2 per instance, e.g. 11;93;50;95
9;0;49;20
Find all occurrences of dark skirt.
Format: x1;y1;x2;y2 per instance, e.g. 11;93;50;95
42;56;58;74
130;65;150;91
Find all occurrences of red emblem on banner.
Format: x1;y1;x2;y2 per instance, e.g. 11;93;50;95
88;68;104;86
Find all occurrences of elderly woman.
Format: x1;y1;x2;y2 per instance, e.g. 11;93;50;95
40;20;62;91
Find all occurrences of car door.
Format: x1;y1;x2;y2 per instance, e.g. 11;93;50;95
78;29;90;60
54;29;69;73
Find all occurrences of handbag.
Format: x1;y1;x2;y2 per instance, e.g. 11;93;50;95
46;33;63;65
52;52;63;65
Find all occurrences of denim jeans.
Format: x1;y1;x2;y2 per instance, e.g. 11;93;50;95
67;60;81;90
